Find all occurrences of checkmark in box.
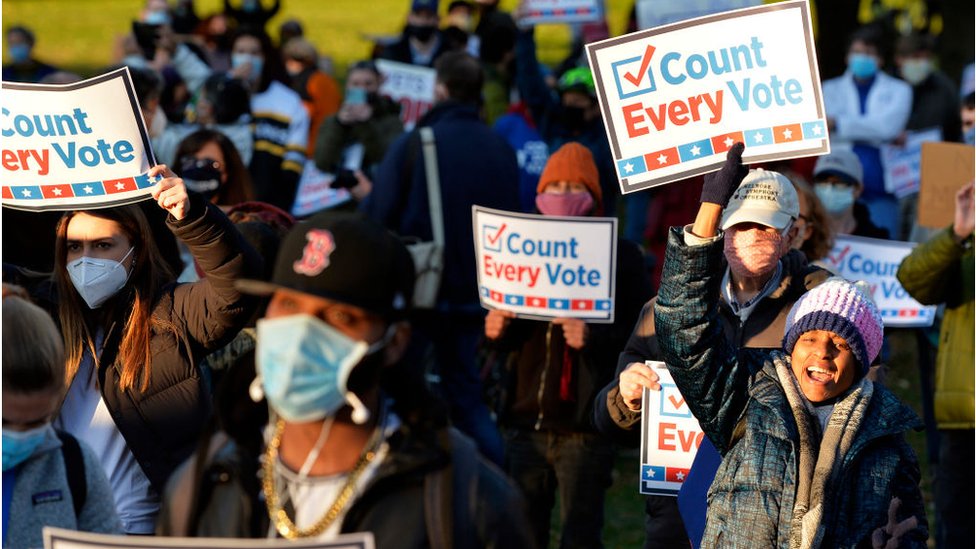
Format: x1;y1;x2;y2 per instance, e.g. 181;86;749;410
483;223;506;252
611;44;657;100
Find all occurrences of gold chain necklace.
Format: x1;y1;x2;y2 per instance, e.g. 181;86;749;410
262;417;381;539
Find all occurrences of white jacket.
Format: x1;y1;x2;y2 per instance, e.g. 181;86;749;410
822;70;913;146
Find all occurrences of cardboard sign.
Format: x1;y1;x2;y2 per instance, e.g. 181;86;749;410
880;127;942;199
375;59;436;131
1;68;157;211
586;0;827;194
640;361;704;496
520;0;603;25
43;527;374;549
821;234;937;327
472;206;617;323
918;141;975;229
635;0;760;31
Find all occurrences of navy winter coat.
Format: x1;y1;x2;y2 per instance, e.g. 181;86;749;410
362;100;520;307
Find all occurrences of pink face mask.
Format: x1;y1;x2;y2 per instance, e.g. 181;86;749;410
536;192;594;217
724;226;784;278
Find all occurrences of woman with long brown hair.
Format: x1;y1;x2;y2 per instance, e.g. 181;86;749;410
20;165;262;534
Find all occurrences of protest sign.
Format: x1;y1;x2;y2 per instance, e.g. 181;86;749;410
520;0;602;26
2;68;157;211
473;206;617;323
586;0;828;194
880;127;942;199
918;141;975;229
43;527;374;549
639;361;704;496
635;0;760;31
821;234;937;328
375;59;436;131
291;160;353;218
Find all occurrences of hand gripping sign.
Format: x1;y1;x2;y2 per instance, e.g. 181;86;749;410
473;206;617;323
823;234;937;328
640;361;704;496
520;0;603;26
1;68;157;211
586;0;828;194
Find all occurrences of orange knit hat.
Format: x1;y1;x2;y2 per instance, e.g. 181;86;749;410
537;142;602;210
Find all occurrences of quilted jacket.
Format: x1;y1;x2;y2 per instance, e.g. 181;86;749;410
654;228;928;548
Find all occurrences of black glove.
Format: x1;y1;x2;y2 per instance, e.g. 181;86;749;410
700;142;748;207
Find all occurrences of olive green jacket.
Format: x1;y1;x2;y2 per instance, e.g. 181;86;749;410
897;226;975;429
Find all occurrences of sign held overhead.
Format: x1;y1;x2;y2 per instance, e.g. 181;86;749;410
586;0;828;194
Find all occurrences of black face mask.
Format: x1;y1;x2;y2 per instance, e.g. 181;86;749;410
180;158;223;200
560;105;587;132
407;24;437;43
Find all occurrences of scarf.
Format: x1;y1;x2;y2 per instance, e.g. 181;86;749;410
775;359;873;549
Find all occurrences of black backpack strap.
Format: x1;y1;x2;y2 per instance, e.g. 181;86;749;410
56;430;87;519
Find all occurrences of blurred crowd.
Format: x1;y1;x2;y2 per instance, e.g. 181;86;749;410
2;1;973;548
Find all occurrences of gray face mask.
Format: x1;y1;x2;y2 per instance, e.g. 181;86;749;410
67;247;134;309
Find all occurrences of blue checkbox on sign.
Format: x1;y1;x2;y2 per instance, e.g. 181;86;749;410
483;223;506;252
611;44;657;100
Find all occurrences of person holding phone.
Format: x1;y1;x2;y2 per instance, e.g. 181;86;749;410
313;60;404;202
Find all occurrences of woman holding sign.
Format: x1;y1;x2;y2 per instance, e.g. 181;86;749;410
654;147;927;547
5;165;262;534
484;143;652;549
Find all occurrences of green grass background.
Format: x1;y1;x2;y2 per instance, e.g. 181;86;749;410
1;1;937;547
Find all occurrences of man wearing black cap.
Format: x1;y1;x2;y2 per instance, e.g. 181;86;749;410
158;211;531;547
378;0;448;68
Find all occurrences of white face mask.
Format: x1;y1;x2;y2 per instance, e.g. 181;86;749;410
67;247;135;309
900;58;933;86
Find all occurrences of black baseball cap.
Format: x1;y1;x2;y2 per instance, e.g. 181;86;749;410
236;211;415;317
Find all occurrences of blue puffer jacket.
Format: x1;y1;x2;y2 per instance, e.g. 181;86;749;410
654;227;927;548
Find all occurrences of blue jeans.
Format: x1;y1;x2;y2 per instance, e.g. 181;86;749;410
505;429;615;549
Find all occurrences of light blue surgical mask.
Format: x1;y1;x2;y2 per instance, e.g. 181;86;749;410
255;314;388;424
2;424;55;471
814;183;857;214
144;10;171;25
231;53;263;83
9;43;30;64
964;126;975;146
849;53;879;80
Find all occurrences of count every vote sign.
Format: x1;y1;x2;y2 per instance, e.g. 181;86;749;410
473;206;617;323
1;68;156;211
586;0;828;194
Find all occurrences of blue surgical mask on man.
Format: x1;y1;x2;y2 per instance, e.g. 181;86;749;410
255;314;389;424
2;424;56;471
8;43;30;64
849;53;879;79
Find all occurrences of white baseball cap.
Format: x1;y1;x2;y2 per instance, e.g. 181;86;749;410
721;169;800;231
813;149;864;185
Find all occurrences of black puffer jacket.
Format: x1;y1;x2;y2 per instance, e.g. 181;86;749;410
158;421;535;548
8;194;262;492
